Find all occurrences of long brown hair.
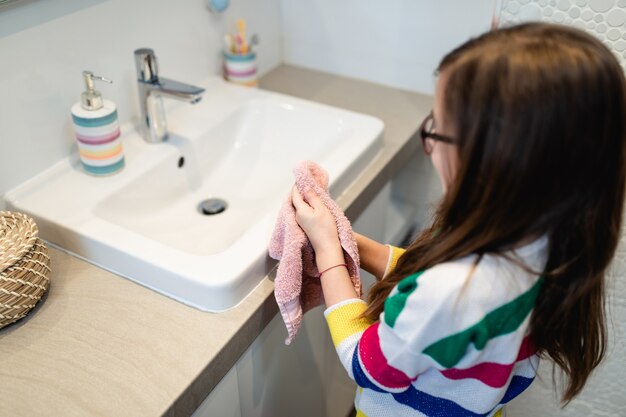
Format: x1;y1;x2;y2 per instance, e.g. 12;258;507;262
363;23;626;404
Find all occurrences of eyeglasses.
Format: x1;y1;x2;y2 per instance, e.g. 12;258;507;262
419;111;455;155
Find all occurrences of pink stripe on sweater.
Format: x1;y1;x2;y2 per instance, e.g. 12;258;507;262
440;336;535;388
358;322;415;389
515;336;536;361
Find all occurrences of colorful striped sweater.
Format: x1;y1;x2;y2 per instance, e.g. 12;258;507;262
324;236;549;416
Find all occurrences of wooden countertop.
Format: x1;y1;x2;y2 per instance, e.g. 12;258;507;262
0;65;433;417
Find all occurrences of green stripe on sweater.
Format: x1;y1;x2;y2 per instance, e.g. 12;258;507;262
423;276;544;368
383;270;425;328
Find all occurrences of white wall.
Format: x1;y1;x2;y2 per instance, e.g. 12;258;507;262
280;0;497;95
0;0;283;205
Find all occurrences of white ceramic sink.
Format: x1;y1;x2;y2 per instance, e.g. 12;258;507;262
5;77;383;311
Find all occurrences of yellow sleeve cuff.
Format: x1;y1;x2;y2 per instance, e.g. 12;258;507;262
324;299;373;348
384;245;406;277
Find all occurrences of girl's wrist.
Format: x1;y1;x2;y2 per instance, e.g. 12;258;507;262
317;263;348;278
315;245;345;271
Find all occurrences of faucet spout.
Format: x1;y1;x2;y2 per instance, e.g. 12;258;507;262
134;48;205;143
145;78;205;104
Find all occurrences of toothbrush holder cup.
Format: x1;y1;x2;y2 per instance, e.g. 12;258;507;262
223;51;258;87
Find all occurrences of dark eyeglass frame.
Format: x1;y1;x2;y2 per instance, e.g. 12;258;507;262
419;111;455;155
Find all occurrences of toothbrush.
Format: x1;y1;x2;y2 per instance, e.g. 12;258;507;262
249;33;259;52
237;19;248;54
234;33;243;54
224;34;234;54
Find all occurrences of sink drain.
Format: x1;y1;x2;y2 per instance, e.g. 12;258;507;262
198;198;228;215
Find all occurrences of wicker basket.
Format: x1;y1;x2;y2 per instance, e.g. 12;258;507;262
0;211;51;329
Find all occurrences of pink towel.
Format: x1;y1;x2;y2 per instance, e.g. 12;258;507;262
268;161;361;345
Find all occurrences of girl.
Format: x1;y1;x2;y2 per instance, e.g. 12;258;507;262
291;23;626;416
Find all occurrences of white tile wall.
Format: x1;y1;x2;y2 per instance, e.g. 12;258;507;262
280;0;497;95
497;0;626;70
0;0;283;206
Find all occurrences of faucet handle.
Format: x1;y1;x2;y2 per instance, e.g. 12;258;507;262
134;48;158;82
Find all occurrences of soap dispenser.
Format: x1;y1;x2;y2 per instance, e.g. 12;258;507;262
71;71;124;176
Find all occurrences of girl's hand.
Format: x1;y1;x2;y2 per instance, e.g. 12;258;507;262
291;186;341;254
292;186;357;306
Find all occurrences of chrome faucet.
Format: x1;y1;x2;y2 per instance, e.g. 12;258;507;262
134;48;205;143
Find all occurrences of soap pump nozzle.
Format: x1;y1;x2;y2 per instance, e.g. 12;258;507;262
81;70;112;111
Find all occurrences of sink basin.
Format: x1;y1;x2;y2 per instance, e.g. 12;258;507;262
5;77;383;311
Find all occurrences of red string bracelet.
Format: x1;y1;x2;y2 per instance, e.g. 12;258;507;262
317;263;348;278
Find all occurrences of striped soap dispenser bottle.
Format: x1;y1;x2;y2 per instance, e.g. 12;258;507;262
71;71;124;176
